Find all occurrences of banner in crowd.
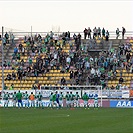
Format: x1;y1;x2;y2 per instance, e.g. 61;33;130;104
110;100;133;108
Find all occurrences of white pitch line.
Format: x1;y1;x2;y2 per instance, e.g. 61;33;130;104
44;114;70;118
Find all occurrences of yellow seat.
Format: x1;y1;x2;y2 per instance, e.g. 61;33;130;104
115;81;119;84
123;73;128;77
130;40;133;43
116;73;120;76
122;70;126;73
65;77;70;80
50;70;54;73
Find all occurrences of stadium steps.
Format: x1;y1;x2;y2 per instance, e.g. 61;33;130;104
0;40;72;90
0;38;132;90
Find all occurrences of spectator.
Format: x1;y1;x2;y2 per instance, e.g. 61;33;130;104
119;76;124;84
11;34;15;45
4;84;8;90
70;70;74;79
9;84;14;90
87;27;92;39
6;73;12;80
97;27;101;37
61;77;66;85
50;31;54;39
106;30;109;41
122;27;126;39
102;28;105;38
116;28;120;39
14;47;18;55
84;28;88;39
12;72;16;80
4;32;9;44
3;60;7;68
93;27;97;39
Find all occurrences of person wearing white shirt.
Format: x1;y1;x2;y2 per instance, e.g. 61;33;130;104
85;61;90;70
91;68;95;75
66;56;71;64
54;52;58;60
54;34;58;44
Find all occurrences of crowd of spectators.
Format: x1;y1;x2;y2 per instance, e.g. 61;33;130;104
1;27;133;90
83;27;126;40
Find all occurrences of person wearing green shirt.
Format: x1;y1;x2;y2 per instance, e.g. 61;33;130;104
4;85;8;90
116;84;120;90
37;92;43;108
23;91;29;108
100;67;105;74
12;92;17;107
65;92;70;108
28;57;32;66
16;90;23;108
9;84;14;90
52;93;57;107
82;92;89;108
3;92;10;108
69;92;75;107
59;92;64;107
48;92;53;108
75;92;80;107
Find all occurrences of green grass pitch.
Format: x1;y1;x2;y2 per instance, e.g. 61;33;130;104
0;107;132;133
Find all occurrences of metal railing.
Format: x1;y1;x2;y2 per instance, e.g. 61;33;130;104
0;31;133;40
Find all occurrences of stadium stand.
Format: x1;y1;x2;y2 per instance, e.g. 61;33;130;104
0;30;133;90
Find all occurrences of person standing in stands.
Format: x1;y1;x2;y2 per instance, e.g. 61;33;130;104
102;28;105;38
5;32;9;44
61;77;66;85
116;28;120;39
105;30;109;41
11;34;15;45
97;27;101;38
122;27;126;39
87;27;92;39
16;90;23;108
84;28;88;39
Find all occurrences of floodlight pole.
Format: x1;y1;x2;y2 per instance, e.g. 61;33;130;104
1;26;4;91
31;26;32;38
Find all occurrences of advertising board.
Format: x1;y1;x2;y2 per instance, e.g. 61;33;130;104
82;90;129;98
36;90;81;98
110;100;133;108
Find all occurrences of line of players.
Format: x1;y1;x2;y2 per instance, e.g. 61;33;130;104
2;91;98;109
2;91;43;108
49;91;98;109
